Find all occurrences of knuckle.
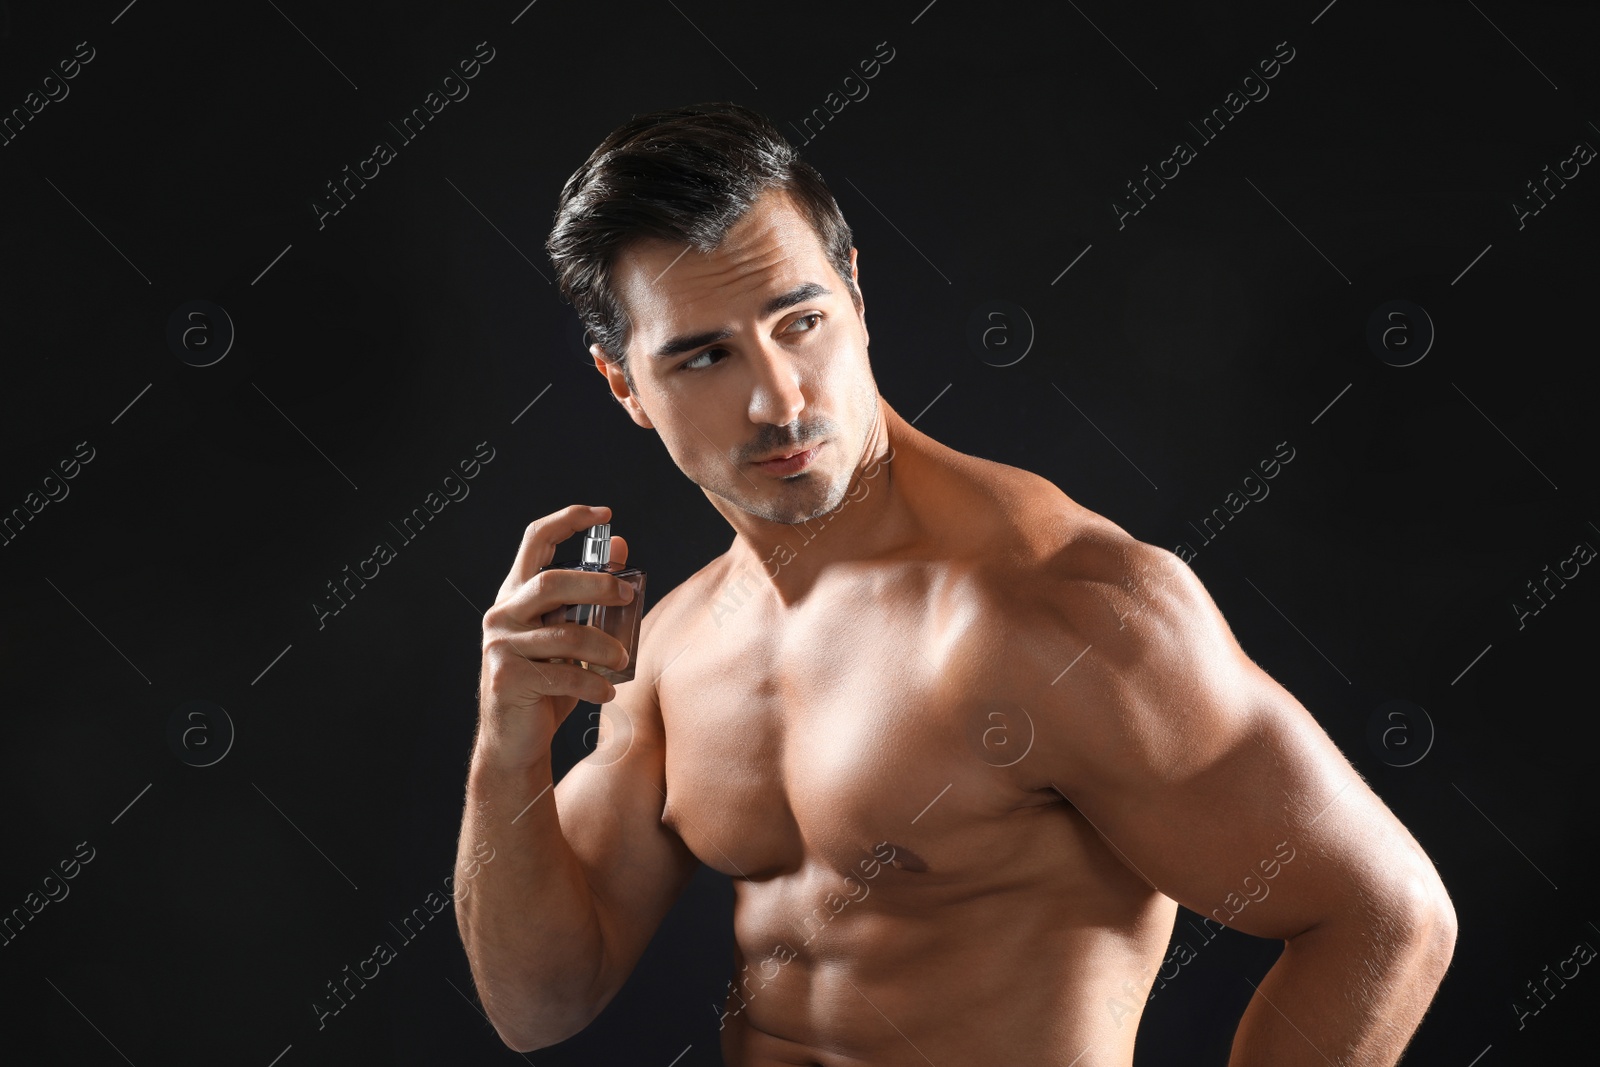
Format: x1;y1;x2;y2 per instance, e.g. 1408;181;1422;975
483;596;522;629
481;632;517;660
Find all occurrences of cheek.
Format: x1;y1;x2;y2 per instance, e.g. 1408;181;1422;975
814;333;867;394
657;422;713;473
653;388;743;472
840;343;878;412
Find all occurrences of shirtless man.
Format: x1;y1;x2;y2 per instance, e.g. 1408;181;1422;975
455;103;1456;1065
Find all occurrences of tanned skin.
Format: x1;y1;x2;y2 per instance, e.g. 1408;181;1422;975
455;187;1457;1065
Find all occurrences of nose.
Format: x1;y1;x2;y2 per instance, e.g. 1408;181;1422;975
746;340;806;428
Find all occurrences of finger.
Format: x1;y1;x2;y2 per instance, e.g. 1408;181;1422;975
505;504;612;590
489;607;633;671
498;654;618;706
492;626;630;681
494;567;633;629
547;620;633;673
609;533;628;569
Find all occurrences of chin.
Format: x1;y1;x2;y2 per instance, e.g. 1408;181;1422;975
741;475;845;526
782;474;855;525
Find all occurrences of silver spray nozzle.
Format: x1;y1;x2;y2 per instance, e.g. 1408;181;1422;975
581;523;611;566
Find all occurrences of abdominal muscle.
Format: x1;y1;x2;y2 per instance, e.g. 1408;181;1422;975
715;850;1176;1067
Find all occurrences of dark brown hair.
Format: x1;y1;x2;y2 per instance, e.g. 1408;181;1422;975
545;101;860;387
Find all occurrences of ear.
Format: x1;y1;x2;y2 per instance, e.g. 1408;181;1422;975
848;246;867;348
592;344;654;429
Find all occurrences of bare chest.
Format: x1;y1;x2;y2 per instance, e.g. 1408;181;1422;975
656;563;1060;888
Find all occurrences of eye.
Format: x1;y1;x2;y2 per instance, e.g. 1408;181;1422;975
677;314;823;372
680;348;725;372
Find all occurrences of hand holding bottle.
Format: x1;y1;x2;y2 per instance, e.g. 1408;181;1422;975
476;504;645;771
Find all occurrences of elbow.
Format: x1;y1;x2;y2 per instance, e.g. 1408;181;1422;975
497;1028;562;1056
1417;883;1459;971
456;907;613;1049
469;957;606;1053
1386;866;1459;977
493;1023;544;1056
486;997;598;1054
1303;866;1459;973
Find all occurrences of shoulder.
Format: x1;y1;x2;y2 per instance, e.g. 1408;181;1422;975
1037;522;1224;665
939;450;1214;650
904;443;1226;657
949;465;1254;726
923;456;1210;669
946;457;1206;637
1009;511;1263;790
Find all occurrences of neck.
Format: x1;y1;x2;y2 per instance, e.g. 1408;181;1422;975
712;397;925;608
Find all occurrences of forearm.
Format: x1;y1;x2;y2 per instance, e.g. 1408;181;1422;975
455;745;607;1049
1228;906;1456;1066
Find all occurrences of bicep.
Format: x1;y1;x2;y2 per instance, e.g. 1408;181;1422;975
1068;675;1418;940
1042;552;1444;941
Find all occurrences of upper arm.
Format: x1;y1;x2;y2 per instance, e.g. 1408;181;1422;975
552;593;701;1012
1032;539;1453;942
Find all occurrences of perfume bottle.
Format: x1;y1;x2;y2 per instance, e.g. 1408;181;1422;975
538;522;647;684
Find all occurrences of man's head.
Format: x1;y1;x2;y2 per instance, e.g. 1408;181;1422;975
545;102;879;527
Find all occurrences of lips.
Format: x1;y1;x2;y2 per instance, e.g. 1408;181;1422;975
751;442;822;474
754;445;811;464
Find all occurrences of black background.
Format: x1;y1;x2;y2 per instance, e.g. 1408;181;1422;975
1;0;1596;1064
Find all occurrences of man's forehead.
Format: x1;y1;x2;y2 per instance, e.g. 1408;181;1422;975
612;191;830;335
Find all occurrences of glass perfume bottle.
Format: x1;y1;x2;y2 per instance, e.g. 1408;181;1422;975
538;522;647;684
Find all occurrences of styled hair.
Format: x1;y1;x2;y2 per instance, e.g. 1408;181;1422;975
544;101;860;387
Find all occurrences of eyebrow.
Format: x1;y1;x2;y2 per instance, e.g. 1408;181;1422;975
652;281;834;359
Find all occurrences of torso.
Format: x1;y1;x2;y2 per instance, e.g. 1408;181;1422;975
655;454;1176;1066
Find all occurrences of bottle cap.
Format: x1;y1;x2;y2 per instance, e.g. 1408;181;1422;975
581;523;611;566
